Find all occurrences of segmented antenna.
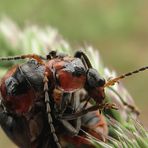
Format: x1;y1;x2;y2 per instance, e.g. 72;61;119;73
0;54;44;64
104;66;148;87
44;72;61;148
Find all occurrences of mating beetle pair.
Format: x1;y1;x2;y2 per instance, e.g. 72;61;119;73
0;51;106;113
0;51;109;148
0;50;147;148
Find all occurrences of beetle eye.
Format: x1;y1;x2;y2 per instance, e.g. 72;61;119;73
86;68;105;88
98;78;105;87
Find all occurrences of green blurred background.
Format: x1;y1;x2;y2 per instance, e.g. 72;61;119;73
0;0;147;147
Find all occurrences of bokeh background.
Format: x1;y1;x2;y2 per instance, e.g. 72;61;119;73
0;0;147;147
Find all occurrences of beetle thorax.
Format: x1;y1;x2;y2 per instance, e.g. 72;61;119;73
47;57;87;92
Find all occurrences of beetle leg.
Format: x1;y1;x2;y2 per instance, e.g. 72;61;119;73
60;104;100;120
60;92;71;114
59;118;81;136
58;91;81;136
74;51;92;69
60;103;118;120
52;89;71;116
81;97;91;109
71;90;87;113
43;73;61;148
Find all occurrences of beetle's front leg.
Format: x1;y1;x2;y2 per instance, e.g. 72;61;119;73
0;105;31;148
60;103;118;120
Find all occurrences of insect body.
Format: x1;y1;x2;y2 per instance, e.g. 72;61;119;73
0;51;108;148
0;51;147;148
0;51;107;114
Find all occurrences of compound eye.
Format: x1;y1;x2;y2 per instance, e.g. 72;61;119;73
98;78;105;87
87;68;105;88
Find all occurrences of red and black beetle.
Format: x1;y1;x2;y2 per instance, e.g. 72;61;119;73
0;51;109;148
0;51;110;116
0;50;147;148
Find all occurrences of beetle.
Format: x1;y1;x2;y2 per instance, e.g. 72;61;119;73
0;51;113;113
0;50;147;147
0;51;109;148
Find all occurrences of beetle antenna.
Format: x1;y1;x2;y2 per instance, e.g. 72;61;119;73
104;66;148;87
0;54;44;64
43;72;61;148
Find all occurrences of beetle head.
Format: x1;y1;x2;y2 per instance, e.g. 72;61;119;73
86;68;105;88
85;68;106;104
